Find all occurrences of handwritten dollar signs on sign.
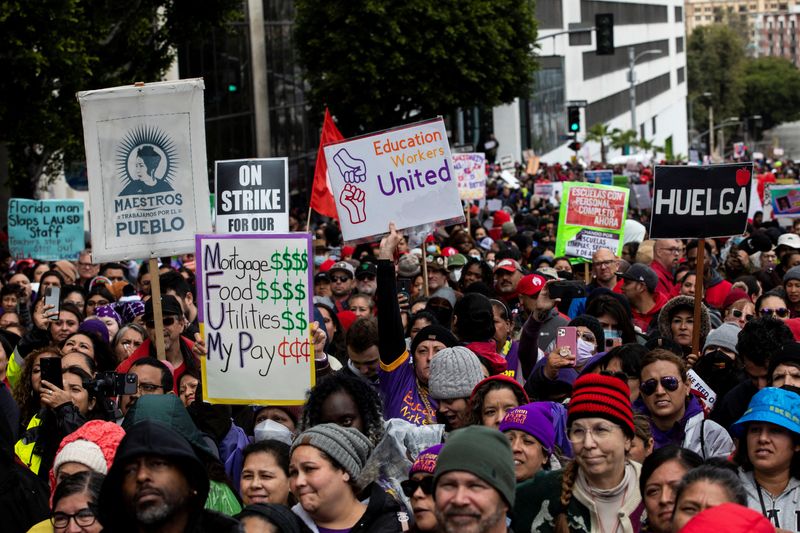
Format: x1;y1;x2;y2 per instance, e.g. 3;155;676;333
291;250;308;273
281;309;295;333
282;280;294;302
270;280;282;304
280;309;308;333
294;281;306;302
256;280;269;302
282;247;293;273
270;250;283;271
295;309;307;331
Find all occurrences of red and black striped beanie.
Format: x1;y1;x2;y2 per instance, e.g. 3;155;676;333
567;374;634;437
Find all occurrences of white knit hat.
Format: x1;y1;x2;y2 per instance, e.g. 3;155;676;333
53;439;108;475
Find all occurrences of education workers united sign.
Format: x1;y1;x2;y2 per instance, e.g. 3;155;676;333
649;163;753;239
78;79;212;262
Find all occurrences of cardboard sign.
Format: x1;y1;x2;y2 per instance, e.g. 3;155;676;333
215;158;289;233
649;163;753;239
8;199;85;260
585;170;613;185
323;118;464;243
196;233;314;404
534;182;554;198
768;184;800;218
452;153;487;200
78;79;212;262
555;182;629;261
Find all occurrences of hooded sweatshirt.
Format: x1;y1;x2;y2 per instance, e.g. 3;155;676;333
739;469;800;532
656;295;711;354
98;419;238;533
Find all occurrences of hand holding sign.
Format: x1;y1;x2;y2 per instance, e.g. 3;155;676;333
333;148;367;183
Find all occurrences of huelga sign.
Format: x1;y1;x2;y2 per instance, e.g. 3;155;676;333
649;163;753;239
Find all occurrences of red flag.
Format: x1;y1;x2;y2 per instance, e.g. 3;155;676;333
310;108;344;219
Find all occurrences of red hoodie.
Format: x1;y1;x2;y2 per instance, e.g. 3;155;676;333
631;291;669;332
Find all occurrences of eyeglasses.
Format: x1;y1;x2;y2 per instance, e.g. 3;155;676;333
86;299;109;307
567;423;619;443
730;309;754;321
145;316;177;329
579;332;596;344
52;508;97;528
330;275;351;283
640;376;681;396
357;274;376;281
138;382;163;394
401;476;434;497
593;260;617;269
77;262;95;269
660;247;683;255
760;307;789;318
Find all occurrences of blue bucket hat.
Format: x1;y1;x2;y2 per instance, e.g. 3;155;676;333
731;387;800;437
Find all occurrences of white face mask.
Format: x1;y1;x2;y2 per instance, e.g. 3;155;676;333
449;268;462;283
576;338;596;365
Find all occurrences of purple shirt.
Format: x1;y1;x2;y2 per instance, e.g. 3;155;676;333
379;351;438;426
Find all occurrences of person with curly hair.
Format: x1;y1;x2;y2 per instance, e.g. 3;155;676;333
299;371;385;447
468;374;529;428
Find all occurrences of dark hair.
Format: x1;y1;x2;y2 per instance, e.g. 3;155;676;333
732;275;760;299
52;470;105;512
87;285;116;304
99;262;128;278
0;283;21;299
300;372;385;446
130;357;174;391
686;239;713;257
640;349;688;382
459;258;493;289
469;380;528;426
585;294;637;344
674;464;747;507
62;330;116;372
12;346;62;425
54;302;84;324
345;317;378;352
242;440;291;477
63;365;109;420
568;314;605;350
734;421;800;479
38;270;65;289
425;296;453;327
639;445;703;497
737;316;794;367
755;290;788;314
406;310;438;338
160;271;194;301
601;344;646;380
453;293;496;342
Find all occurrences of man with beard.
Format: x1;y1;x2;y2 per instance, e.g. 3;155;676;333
493;259;524;316
98;419;238;532
588;248;619;292
433;426;514;533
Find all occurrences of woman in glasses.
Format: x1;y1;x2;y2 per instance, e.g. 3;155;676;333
50;470;105;533
513;374;643;533
723;294;756;328
637;350;733;459
755;290;791;321
732;387;800;531
401;444;442;532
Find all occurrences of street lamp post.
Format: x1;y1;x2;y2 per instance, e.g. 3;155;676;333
628;47;663;137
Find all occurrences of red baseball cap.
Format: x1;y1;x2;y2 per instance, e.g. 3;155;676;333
494;258;522;274
516;274;546;296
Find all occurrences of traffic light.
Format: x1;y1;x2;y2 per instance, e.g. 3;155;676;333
568;141;582;152
596;13;614;55
567;106;581;133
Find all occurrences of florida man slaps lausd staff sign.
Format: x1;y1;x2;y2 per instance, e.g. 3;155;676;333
649;163;753;239
323;117;465;243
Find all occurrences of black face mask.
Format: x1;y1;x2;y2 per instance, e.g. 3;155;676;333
694;350;739;396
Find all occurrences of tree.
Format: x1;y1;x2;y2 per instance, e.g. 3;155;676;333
686;24;746;131
0;0;240;198
610;129;637;153
741;56;800;132
294;0;538;135
585;123;614;164
635;137;663;160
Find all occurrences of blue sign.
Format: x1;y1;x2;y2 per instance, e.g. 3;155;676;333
8;199;85;260
585;170;613;185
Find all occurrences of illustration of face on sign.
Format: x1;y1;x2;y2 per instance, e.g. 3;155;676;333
118;126;177;196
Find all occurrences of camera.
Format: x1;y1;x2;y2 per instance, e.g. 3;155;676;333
86;371;138;396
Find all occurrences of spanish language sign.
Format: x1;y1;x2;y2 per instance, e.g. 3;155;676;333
196;233;314;404
452;153;487;200
585;169;613;185
8;199;85;260
555;182;629;261
78;79;212;262
766;184;800;218
323;118;464;243
215;158;289;233
649;163;752;239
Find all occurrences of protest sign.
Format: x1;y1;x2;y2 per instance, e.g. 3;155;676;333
196;233;314;404
498;154;515;171
649;163;752;239
323;118;464;243
452;153;487;200
585;169;613;185
767;184;800;218
555;182;629;261
534;182;554;198
215;158;289;233
8;199;84;260
630;184;652;210
687;369;717;410
78;79;212;262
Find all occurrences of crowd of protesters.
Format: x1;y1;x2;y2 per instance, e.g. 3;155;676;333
1;158;800;532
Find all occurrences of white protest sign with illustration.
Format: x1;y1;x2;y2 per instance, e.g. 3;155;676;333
215;158;289;233
323;118;464;243
453;153;487;200
196;233;314;404
8;199;85;260
78;79;212;262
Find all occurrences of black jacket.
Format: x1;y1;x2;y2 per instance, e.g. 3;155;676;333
294;483;407;533
709;379;757;431
99;419;238;533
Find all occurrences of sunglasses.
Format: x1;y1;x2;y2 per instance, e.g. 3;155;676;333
730;309;754;321
400;476;434;497
760;307;789;318
640;376;680;396
330;275;351;283
145;316;177;329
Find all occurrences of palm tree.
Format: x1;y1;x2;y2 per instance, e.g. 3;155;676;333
636;137;663;160
585;123;613;164
610;129;638;154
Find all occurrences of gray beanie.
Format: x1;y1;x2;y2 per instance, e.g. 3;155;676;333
291;423;373;480
784;265;800;284
429;346;484;400
703;322;740;354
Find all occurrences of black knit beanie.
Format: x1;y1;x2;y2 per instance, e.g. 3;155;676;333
409;325;458;358
453;293;496;342
569;314;605;349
